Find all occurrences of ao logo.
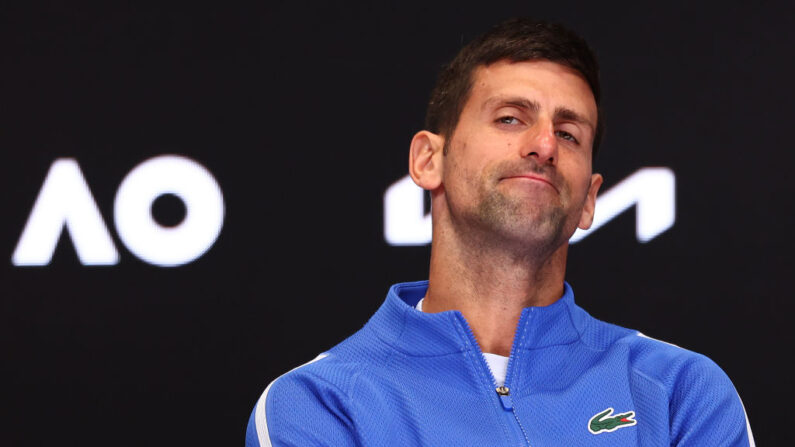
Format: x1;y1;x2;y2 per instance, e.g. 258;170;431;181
12;155;224;267
384;167;676;245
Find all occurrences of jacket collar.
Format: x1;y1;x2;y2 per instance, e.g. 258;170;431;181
367;280;589;356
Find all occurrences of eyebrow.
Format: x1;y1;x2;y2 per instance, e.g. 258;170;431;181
554;106;595;133
482;96;595;133
482;96;540;114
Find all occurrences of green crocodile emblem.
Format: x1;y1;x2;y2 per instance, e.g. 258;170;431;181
588;407;637;434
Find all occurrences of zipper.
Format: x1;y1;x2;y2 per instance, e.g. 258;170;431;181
496;385;513;410
458;312;532;447
499;307;532;447
494;384;531;446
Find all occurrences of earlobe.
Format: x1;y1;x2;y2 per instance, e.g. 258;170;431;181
408;131;445;190
577;173;603;230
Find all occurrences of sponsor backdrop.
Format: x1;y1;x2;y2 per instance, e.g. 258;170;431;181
1;2;791;445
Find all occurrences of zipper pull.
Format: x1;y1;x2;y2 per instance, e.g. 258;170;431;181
495;386;513;410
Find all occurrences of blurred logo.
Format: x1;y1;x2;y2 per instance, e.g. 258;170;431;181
384;168;675;246
12;155;224;267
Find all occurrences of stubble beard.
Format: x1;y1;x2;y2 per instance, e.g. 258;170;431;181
475;184;568;253
469;162;575;256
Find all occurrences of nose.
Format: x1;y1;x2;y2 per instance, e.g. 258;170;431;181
521;120;558;165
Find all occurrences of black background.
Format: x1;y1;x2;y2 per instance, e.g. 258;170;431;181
1;2;792;445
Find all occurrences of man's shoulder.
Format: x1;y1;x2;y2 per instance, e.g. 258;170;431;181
628;332;728;388
582;314;733;392
246;325;391;447
269;321;391;396
583;315;745;413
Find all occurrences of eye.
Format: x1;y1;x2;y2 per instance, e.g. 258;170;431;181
555;130;579;144
496;116;521;125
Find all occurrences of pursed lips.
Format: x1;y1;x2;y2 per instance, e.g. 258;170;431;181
500;174;559;193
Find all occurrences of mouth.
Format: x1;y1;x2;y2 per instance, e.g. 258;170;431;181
500;174;559;193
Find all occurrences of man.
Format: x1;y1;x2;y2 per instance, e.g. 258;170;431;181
247;18;754;446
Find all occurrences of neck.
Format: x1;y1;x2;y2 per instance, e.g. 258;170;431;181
422;221;568;357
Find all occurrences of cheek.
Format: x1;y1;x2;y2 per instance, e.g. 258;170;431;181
442;154;474;202
562;165;593;203
576;175;595;204
445;144;481;184
444;133;505;193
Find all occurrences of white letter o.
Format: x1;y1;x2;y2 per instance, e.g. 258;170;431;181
114;155;224;267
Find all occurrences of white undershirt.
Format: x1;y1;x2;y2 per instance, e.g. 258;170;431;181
415;298;509;386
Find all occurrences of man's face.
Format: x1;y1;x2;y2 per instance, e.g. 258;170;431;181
439;59;601;249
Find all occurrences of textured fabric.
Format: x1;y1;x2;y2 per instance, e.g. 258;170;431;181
417;298;509;386
246;281;753;446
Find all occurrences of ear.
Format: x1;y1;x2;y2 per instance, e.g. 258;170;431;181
408;130;445;190
577;173;603;230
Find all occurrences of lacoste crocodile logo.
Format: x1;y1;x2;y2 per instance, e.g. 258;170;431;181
588;407;637;434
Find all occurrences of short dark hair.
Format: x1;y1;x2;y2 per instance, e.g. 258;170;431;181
425;18;604;156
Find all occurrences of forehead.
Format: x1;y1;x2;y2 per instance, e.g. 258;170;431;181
467;60;597;123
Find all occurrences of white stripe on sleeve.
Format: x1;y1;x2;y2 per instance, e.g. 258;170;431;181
254;353;329;447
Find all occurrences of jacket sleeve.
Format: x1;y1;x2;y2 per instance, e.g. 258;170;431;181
669;355;754;446
245;370;359;447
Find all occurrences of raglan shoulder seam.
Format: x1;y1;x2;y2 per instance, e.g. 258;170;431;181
253;353;331;447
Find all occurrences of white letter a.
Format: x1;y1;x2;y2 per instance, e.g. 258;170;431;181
12;159;119;266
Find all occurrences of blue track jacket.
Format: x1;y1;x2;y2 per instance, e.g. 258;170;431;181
247;281;754;446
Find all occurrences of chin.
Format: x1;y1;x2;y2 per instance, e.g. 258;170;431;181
489;216;567;250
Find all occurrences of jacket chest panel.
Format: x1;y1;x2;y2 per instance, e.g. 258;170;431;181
510;346;646;446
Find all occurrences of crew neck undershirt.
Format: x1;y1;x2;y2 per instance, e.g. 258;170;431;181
415;298;509;386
